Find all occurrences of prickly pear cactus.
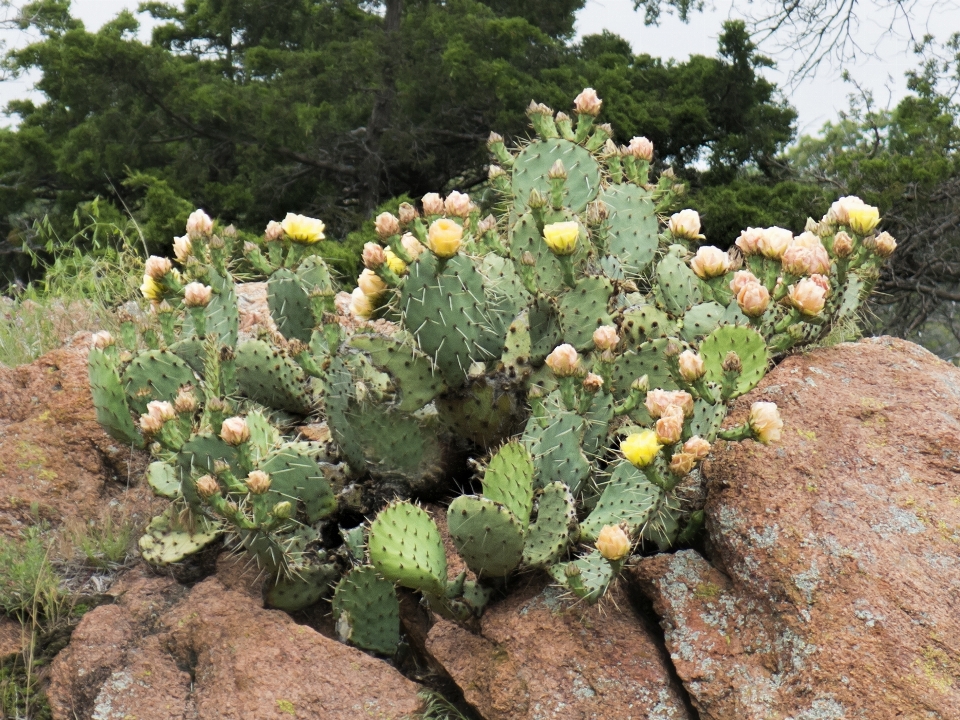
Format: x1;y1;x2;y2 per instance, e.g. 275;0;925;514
89;89;895;655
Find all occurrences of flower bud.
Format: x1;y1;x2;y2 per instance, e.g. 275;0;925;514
427;219;464;258
520;251;536;266
626;136;654;161
564;563;581;578
265;220;284;242
873;231;897;257
547;159;567;180
758;227;793;259
174;389;198;414
832;231;853;258
92;331;115;350
272;501;293;519
749;401;783;444
349;287;375;319
690;246;732;279
809;273;830;297
669;209;703;240
401;232;425;259
736;281;770;318
363;243;387;269
632;375;650;393
445;191;473;219
788;278;826;316
542;221;579;256
669;452;697;476
621;430;662;468
678;350;705;382
592;325;619;351
186;209;214;239
195;474;220;499
281;213;326;244
398;202;417;225
184;282;212;308
245;470;272;495
477;215;498;235
375;212;400;239
595;524;631;562
145;255;172;281
488;164;506;180
656;405;685;445
220;416;250;446
358;269;387;297
645;389;694;418
574;88;602;116
683;436;711;460
139;413;163;435
173;235;193;262
527;188;547;209
729;270;760;296
721;351;742;373
545;344;579;377
734;227;764;256
669;448;700;478
782;233;830;276
583;373;604;393
146;400;176;423
487;132;504;147
586;200;608;225
422;192;444;216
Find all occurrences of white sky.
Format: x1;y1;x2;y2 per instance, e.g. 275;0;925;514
1;0;959;138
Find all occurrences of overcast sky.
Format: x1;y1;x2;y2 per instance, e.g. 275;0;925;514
1;0;959;137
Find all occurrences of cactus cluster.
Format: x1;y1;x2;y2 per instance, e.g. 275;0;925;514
90;89;894;655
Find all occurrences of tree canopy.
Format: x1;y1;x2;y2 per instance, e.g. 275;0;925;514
0;0;796;285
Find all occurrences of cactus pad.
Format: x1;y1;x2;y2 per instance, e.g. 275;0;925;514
266;562;339;611
655;250;702;316
600;184;658;275
481;441;534;526
333;566;401;656
699;325;768;397
512;138;601;213
235;339;314;414
349;334;445;412
558;276;615;350
146;461;179;498
401;252;502;386
257;447;337;523
579;460;662;541
619;304;676;345
610;338;678;400
550;549;616;602
681;302;726;342
368;501;447;596
122;349;196;416
88;347;142;447
447;496;525;577
138;506;221;566
522;482;577;567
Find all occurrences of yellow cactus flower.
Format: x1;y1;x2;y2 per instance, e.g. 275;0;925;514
621;430;662;468
140;274;164;301
384;248;408;275
427;218;463;258
847;205;880;235
281;213;326;244
542;221;580;256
